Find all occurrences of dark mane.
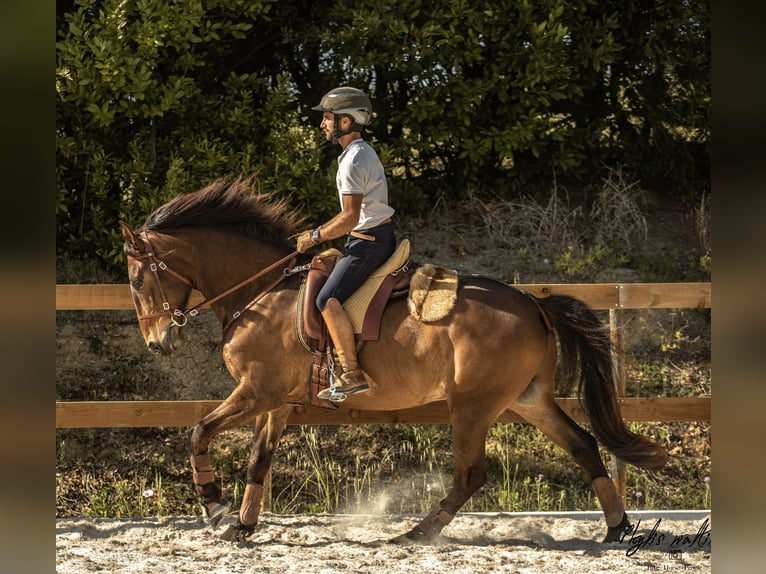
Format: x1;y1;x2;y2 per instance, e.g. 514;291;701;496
141;176;302;250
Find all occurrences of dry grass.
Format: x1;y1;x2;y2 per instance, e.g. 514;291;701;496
473;166;647;257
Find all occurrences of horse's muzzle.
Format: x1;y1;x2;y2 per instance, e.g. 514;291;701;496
148;340;170;355
146;324;183;355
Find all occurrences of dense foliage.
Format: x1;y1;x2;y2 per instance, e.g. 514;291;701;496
56;0;710;274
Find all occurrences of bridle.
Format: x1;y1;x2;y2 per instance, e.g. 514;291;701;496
127;231;297;331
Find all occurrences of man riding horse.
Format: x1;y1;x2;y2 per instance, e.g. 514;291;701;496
294;86;396;400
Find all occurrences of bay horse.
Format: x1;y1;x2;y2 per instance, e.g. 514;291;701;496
119;176;666;544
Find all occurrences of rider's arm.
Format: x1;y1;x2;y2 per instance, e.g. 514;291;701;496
315;194;362;241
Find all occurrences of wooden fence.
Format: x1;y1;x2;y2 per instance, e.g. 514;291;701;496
56;282;711;504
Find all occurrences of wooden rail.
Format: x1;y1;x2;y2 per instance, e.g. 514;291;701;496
55;397;711;429
55;282;712;311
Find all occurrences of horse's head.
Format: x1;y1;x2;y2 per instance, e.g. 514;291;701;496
120;221;193;356
119;176;303;354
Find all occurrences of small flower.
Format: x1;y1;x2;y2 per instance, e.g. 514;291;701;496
536;474;544;482
703;476;710;484
142;489;155;498
635;490;643;499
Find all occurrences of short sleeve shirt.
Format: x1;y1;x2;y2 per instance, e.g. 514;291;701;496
336;139;395;231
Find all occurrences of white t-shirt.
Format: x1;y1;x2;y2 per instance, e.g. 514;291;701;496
336;139;395;231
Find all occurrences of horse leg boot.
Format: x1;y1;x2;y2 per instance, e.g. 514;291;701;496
220;483;263;542
317;298;373;399
220;408;290;542
592;475;631;542
190;453;231;528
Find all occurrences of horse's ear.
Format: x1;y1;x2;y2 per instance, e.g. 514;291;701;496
119;221;143;254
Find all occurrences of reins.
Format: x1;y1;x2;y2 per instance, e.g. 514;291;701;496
129;231;298;329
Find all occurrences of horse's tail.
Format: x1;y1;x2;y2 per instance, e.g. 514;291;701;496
535;294;667;471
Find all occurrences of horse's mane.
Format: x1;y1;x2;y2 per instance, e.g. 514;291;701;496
141;176;302;250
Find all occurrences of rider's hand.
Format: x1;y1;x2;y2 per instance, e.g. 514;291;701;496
295;229;320;253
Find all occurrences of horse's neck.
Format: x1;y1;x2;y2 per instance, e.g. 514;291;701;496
174;230;292;319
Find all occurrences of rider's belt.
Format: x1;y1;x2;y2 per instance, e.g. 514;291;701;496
350;218;392;242
350;230;376;241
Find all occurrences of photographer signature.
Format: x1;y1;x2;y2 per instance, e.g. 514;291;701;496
621;518;711;557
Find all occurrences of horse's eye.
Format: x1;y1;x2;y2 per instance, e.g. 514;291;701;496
132;277;144;290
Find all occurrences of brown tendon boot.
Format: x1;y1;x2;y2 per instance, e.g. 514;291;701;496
317;297;372;399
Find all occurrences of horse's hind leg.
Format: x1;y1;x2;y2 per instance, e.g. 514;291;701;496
513;394;631;543
220;406;290;542
392;408;495;544
189;386;264;528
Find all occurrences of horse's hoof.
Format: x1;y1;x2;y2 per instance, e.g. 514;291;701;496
220;522;255;542
389;527;430;546
602;512;631;543
202;499;231;529
220;524;238;542
388;533;415;546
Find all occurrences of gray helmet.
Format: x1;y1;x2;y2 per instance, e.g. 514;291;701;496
312;86;373;126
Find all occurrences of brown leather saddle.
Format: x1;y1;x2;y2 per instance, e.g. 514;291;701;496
298;239;414;348
294;240;415;407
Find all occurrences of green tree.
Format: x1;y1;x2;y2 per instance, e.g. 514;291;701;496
56;0;710;276
604;0;711;179
57;0;327;267
311;0;708;195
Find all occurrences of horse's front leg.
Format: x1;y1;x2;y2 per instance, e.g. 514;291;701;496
220;406;291;542
189;385;265;528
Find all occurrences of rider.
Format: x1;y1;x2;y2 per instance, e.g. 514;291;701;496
295;86;396;398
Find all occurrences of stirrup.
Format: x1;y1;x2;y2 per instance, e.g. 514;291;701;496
317;387;348;403
317;371;370;402
317;382;369;402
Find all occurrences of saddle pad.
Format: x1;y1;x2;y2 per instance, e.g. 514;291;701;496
344;238;411;332
407;263;459;322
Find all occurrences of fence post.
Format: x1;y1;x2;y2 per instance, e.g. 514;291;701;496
262;468;272;512
609;306;628;506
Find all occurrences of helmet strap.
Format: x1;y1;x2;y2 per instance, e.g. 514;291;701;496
331;113;363;144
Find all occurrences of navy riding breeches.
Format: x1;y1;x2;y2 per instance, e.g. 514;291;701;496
316;221;396;312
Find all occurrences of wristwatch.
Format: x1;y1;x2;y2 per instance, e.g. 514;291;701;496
311;229;321;243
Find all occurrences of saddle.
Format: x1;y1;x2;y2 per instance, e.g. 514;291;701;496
294;241;459;408
299;239;414;348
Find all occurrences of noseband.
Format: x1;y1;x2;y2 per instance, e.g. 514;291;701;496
128;232;297;330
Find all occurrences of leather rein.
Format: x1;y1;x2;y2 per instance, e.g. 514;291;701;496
128;232;298;332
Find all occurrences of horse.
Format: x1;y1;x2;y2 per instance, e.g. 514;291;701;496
119;176;666;544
